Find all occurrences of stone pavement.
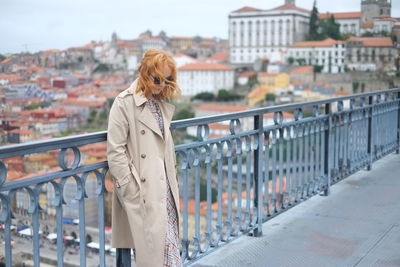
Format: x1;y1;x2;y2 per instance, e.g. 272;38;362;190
192;153;400;267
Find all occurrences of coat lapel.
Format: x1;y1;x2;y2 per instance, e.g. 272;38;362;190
159;101;175;138
132;80;174;140
138;105;164;139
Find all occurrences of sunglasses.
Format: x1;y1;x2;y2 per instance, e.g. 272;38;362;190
151;75;174;85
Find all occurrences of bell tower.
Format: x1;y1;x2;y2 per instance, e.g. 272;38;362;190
285;0;295;6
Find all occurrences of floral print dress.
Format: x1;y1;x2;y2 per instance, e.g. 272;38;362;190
146;98;183;267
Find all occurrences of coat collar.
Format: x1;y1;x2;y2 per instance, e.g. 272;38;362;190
128;79;176;140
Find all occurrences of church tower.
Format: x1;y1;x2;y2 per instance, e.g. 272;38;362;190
361;0;391;23
285;0;295;6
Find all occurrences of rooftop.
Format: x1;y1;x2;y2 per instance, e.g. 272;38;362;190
319;12;362;20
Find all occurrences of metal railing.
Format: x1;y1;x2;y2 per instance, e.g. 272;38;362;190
0;88;399;266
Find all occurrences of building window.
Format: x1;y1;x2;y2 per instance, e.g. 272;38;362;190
263;20;268;46
240;21;244;46
248;21;252;47
256;20;260;46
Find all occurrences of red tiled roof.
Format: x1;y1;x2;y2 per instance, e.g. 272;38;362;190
291;81;304;86
179;62;233;71
208;51;228;61
238;72;256;78
347;37;393;47
291;66;313;74
0;74;22;80
319;12;361;20
209;123;229;130
272;4;311;14
335;91;350;96
1;58;13;64
290;38;344;48
9;129;33;135
233;6;262;13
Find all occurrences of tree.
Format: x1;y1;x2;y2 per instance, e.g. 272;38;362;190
191;92;215;101
93;63;110;73
0;54;5;62
247;75;258;89
313;65;324;73
265;93;276;102
287;57;295;65
308;0;321;41
216;89;242;101
296;58;306;65
320;15;341;40
173;109;194;120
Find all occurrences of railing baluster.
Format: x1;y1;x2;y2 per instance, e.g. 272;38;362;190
263;132;271;216
285;127;291;206
235;138;243;234
396;92;400;154
323;103;331;196
367;96;374;170
271;130;277;212
95;170;106;267
253;114;263;236
31;186;41;267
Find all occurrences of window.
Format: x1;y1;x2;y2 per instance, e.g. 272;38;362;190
240;21;245;46
263;20;268;45
256;20;260;46
248;21;252;47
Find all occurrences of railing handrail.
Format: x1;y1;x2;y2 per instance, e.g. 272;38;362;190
171;88;400;129
2;88;399;159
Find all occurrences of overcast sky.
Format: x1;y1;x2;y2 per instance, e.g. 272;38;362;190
1;0;399;54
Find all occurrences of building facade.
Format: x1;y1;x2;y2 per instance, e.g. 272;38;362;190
346;37;397;71
288;38;346;73
178;62;234;96
228;1;310;65
319;12;362;36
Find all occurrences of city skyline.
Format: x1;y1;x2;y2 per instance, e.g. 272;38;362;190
1;0;400;54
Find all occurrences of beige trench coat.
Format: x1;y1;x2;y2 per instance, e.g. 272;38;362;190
107;79;180;267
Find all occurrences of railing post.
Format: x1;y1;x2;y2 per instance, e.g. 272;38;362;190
397;92;400;154
323;103;331;196
367;95;374;170
253;114;263;237
116;248;132;267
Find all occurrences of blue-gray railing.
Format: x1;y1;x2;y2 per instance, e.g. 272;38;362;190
0;88;399;266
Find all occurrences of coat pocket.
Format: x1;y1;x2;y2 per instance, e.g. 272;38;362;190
115;174;140;202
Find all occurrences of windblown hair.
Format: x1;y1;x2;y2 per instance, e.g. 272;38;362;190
136;49;181;100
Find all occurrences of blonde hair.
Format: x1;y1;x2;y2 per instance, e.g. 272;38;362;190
136;49;181;100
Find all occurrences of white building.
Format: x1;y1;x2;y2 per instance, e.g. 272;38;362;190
346;37;397;71
173;53;197;68
319;12;362;36
178;62;235;96
288;38;346;73
228;1;311;65
373;16;398;33
140;37;167;51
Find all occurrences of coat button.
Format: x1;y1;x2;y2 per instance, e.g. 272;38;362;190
141;154;146;159
143;199;146;204
140;130;145;135
141;177;146;183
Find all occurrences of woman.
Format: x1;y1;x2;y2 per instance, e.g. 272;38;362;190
107;49;182;267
